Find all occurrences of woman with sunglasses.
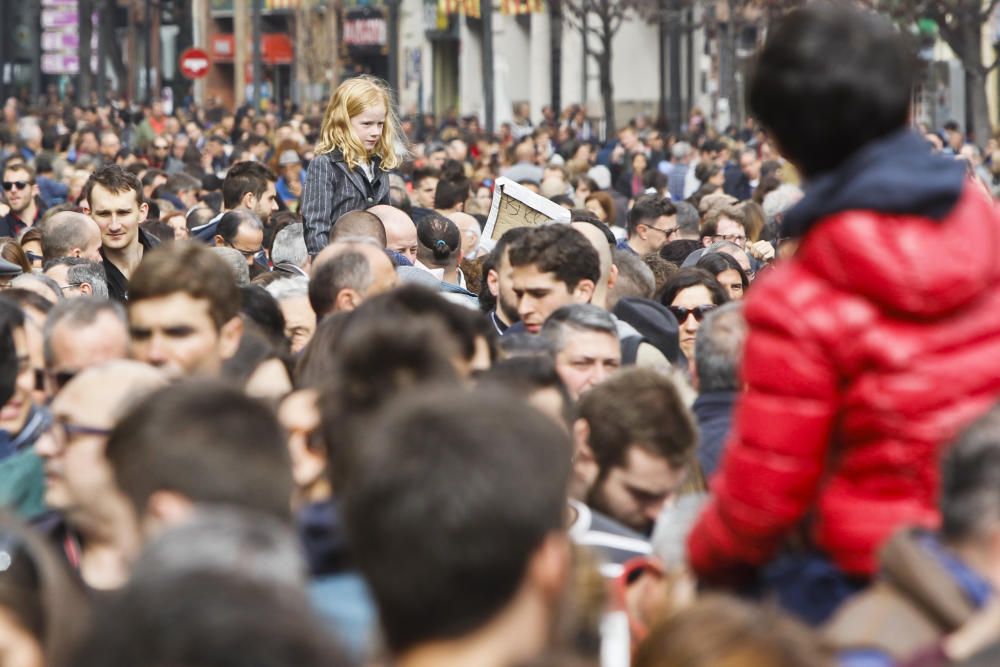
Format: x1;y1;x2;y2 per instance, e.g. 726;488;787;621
659;268;729;364
0;513;87;667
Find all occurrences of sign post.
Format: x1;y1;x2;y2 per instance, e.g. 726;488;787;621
179;47;211;80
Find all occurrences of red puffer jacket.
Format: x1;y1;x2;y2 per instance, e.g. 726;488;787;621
688;184;1000;578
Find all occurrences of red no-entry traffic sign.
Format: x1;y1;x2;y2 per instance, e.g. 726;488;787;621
179;48;211;80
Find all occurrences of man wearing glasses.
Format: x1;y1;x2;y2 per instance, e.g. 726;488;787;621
0;162;43;237
213;210;266;276
619;194;678;256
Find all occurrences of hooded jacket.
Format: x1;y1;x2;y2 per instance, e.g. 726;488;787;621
688;130;1000;579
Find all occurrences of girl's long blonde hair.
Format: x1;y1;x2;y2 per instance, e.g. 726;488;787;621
315;75;406;171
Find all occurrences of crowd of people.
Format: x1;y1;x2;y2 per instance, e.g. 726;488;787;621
2;4;1000;667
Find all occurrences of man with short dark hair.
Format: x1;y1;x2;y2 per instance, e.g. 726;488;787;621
691;303;745;478
39;210;103;262
574;367;696;535
1;162;42;236
724;148;759;201
213;210;265;272
105;380;294;536
330;210;387;247
674;201;702;241
621;194;678;256
83;165;160;302
342;387;571;667
127;241;243;378
508;224;600;334
192;161;279;241
411;166;439;209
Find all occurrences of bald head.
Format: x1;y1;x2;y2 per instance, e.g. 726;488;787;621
310;241;398;316
41;211;103;262
571;221;614;310
371;205;418;264
331;210;388;247
447;212;481;260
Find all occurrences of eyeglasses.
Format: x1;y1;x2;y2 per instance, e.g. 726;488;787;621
45;417;111;448
648;224;678;237
226;242;265;259
668;304;717;323
714;233;747;247
58;283;82;294
25;251;42;265
152;144;169;150
2;181;31;191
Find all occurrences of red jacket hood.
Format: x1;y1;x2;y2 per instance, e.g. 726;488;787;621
795;185;1000;319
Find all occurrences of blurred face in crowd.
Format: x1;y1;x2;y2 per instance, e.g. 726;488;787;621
46;311;129;395
414;176;438;209
427;149;447;171
249;182;278;226
716;269;744;301
511;265;594;335
279;294;316;355
219;221;265;270
2;166;37;216
588;445;687;534
0;326;33;435
129;293;241;378
712;217;747;249
100;133;121;161
670;284;716;362
87;183;148;253
584;197;607;222
475;186;492;212
486;247;520;326
554;329;621;400
740;152;760;181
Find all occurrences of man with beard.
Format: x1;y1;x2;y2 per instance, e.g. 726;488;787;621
481;226;530;335
571;367;696;535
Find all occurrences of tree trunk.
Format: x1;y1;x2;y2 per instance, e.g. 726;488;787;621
78;0;94;106
959;14;992;145
600;15;615;135
718;20;739;129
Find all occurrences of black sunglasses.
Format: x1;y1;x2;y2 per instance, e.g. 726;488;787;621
668;304;717;323
2;181;31;191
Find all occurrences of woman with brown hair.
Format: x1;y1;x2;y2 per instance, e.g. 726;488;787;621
0;237;31;274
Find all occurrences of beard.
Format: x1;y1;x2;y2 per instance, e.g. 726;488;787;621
586;481;653;536
498;292;520;325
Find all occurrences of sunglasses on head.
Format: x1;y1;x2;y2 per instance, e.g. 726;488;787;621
668;304;717;323
2;181;31;191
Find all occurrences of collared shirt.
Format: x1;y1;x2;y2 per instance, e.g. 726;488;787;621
489;310;509;336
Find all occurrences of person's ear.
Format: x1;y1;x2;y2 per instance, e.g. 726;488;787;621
486;267;500;297
334;288;362;312
218;316;244;360
70;247;83;258
702;236;712;248
213;234;226;247
526;532;571;601
572;279;596;304
607;263;619;292
288;430;328;491
637;223;650;240
137;200;149;224
241;191;256;210
145;490;194;536
78;282;94;296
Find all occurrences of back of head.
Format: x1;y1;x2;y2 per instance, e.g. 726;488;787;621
331;210;387;247
508;224;600;291
634;595;832;667
609;249;656;308
74;569;347;667
104;380;293;521
216;209;261;245
342;386;571;654
222;161;277;209
415;211;461;267
748;3;913;177
694;302;746;392
674;201;700;237
130;241;240;329
941;404;1000;543
308;248;372;317
434;160;471;210
577;367;695;471
271;222;308;266
209;246;251;287
40;211;96;260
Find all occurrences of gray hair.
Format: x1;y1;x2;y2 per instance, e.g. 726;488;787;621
210;247;251;287
46;257;108;298
271;223;308;267
264;275;309;301
608;249;655;310
706;240;742;254
43;296;126;367
671;141;692;161
541;303;618;352
674;201;700;237
11;273;63;302
130;507;306;588
762;184;803;226
694;302;746;392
